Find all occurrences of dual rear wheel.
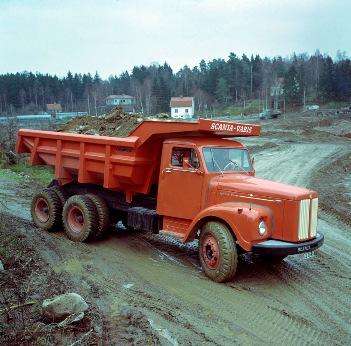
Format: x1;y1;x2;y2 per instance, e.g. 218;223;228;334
31;188;110;242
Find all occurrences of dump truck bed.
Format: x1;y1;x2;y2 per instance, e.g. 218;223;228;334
16;118;261;195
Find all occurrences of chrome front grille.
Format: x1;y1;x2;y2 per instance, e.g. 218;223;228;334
310;198;318;237
298;198;318;240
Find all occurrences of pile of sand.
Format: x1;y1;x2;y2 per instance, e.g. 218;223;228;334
60;107;144;137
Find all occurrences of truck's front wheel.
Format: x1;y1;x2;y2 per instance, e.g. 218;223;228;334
199;222;238;283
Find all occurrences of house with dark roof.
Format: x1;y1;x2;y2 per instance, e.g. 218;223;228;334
105;94;136;112
170;97;194;119
46;103;62;113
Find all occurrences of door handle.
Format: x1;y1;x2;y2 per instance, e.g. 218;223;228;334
164;168;172;173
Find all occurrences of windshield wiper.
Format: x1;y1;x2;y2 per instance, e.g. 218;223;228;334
210;148;224;176
228;160;250;176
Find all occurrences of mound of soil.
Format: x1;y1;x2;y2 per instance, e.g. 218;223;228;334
315;119;351;138
60;107;144;137
311;152;351;225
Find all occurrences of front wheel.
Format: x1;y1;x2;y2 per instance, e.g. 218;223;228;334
199;222;238;283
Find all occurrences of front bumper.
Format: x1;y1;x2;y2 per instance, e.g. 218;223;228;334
252;233;324;256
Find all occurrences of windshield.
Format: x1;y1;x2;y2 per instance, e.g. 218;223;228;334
202;147;253;173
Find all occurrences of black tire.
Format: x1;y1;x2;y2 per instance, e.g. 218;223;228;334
85;194;110;239
199;221;238;283
261;255;287;262
31;189;62;231
62;195;99;242
47;185;69;207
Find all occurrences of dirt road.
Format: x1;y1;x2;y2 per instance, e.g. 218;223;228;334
1;114;350;345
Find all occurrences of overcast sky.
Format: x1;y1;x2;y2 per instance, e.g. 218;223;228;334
0;0;350;78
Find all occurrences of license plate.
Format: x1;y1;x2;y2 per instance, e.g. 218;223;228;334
303;251;315;259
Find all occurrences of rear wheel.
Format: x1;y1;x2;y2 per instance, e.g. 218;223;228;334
31;189;62;231
62;195;99;242
47;185;68;207
199;221;238;283
85;194;110;239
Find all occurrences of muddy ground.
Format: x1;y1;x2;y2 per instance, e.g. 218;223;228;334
0;112;350;345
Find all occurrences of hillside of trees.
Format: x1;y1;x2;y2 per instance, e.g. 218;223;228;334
0;50;350;116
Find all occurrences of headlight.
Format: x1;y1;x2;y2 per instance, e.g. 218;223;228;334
258;220;267;236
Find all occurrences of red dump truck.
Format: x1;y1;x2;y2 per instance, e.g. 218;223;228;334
16;118;323;282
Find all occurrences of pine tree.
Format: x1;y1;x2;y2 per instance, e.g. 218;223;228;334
284;65;302;106
215;78;229;104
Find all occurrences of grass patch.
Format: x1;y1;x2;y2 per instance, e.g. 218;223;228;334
0;162;53;186
196;99;350;117
221;99;263;116
319;101;350;109
0;168;22;182
197;99;265;117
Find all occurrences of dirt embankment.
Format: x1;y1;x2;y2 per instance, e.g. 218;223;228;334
1;112;351;345
311;152;351;225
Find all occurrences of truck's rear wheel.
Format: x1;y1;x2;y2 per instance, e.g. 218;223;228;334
47;185;68;207
31;189;62;231
199;221;238;283
85;194;110;239
63;195;98;242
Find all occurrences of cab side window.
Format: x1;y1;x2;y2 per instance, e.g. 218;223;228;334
171;147;200;169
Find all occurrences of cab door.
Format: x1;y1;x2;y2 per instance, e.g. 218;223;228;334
157;144;204;220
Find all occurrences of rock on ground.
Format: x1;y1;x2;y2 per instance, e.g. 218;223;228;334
42;292;88;322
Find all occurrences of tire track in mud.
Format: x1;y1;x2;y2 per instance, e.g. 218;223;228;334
11;211;339;344
254;143;346;187
253;141;351;344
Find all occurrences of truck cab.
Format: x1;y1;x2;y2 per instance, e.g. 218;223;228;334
156;137;323;282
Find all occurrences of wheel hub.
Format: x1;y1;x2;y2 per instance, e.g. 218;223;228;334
35;198;50;222
202;235;219;269
68;206;84;233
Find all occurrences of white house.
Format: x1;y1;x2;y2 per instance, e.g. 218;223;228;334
170;97;194;119
105;94;136;112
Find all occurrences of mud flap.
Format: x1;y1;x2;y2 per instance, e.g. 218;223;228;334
127;207;159;233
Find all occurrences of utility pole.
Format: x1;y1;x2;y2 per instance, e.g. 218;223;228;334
87;92;91;115
316;52;319;97
259;91;261;112
250;63;253;98
94;91;97;117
